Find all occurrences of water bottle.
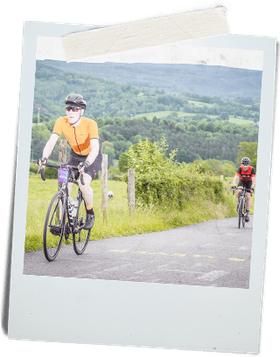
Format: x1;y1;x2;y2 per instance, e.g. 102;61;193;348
68;197;79;220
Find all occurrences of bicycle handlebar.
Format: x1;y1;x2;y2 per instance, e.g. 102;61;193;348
232;187;253;195
38;162;85;185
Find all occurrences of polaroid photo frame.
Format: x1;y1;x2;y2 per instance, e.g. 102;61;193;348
8;21;276;354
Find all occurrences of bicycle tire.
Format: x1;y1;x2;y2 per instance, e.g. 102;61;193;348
238;213;242;228
73;198;91;255
242;202;246;227
43;191;66;261
237;199;242;228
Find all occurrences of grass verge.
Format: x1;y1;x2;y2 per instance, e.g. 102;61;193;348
25;175;251;252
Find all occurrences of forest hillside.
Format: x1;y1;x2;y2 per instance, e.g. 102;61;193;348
31;60;260;169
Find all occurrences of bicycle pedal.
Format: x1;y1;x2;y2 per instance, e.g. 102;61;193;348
73;226;83;234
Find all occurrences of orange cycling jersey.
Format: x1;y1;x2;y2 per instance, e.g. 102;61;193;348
52;116;99;156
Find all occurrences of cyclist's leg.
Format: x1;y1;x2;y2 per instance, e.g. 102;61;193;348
67;182;74;197
66;150;80;197
236;180;244;212
246;193;251;211
80;156;102;230
245;181;252;211
236;179;245;199
82;154;102;207
78;172;93;208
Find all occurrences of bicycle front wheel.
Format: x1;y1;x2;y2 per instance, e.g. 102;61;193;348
238;198;244;229
242;199;246;227
43;191;66;261
73;199;91;255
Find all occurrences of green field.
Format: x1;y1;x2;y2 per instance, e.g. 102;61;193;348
134;111;254;125
228;116;254;125
134;111;187;120
25;174;242;252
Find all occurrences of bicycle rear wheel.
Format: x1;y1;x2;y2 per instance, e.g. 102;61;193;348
43;191;66;261
73;198;91;255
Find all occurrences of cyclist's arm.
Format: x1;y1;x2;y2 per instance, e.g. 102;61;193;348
251;175;256;190
232;174;240;187
41;133;59;165
85;138;100;165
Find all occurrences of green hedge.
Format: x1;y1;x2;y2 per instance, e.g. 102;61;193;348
29;162;58;179
132;171;225;209
29;163;38;174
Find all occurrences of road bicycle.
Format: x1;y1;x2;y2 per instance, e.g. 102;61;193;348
39;163;91;261
233;187;253;229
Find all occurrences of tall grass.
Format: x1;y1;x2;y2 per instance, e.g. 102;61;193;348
24;174;249;252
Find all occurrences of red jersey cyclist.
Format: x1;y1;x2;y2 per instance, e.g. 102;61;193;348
232;157;256;222
39;93;102;230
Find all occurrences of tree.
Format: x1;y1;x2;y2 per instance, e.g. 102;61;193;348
220;161;236;177
127;137;178;175
204;121;215;133
201;159;223;176
236;142;258;169
118;152;129;172
220;112;229;120
102;141;115;167
197;121;206;131
94;117;104;128
31;124;52;161
114;117;123;125
113;140;132;159
132;134;143;144
187;125;197;132
104;117;114;126
222;122;233;133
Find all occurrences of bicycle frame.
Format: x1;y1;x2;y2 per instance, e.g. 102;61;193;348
40;162;91;261
234;187;252;228
45;163;85;233
239;187;247;207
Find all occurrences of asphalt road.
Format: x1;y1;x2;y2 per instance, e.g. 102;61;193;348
24;216;253;289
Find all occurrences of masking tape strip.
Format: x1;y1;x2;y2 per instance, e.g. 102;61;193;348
62;6;228;62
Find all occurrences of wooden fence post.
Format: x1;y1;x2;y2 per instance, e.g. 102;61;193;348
101;154;108;221
58;140;68;163
128;169;135;215
58;140;67;189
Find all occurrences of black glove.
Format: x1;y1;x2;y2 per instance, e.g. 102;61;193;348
251;187;255;192
37;157;47;174
231;185;236;190
38;157;47;166
78;160;90;171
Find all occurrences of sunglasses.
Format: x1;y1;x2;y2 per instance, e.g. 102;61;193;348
66;106;80;112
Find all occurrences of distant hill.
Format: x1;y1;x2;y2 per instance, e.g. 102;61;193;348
34;60;261;123
31;60;261;168
37;60;262;100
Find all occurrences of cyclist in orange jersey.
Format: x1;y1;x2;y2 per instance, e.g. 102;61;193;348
39;93;102;230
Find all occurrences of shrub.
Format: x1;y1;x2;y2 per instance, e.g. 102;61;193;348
44;166;58;179
30;163;38;174
134;171;225;209
125;137;227;209
30;162;58;179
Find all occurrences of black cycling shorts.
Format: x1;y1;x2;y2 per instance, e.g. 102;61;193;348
67;139;102;181
238;179;252;189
